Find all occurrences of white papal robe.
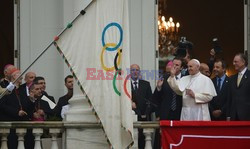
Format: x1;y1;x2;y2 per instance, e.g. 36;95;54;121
167;72;217;121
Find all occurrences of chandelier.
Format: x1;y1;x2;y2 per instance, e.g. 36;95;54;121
158;16;180;60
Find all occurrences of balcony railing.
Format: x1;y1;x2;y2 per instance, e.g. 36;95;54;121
0;121;159;149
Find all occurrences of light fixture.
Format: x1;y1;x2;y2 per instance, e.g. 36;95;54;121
158;16;181;60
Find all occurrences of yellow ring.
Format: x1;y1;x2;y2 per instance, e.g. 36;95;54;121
100;43;122;71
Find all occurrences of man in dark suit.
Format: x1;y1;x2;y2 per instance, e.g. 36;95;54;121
153;57;184;120
19;72;36;99
34;76;55;103
209;59;229;120
54;75;74;120
19;72;37;116
0;69;32;149
30;79;55;121
130;64;152;149
228;53;250;120
152;57;183;149
0;69;30;121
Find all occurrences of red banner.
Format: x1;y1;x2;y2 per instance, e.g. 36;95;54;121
160;121;250;149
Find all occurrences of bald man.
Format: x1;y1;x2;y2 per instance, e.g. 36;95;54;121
168;59;217;120
19;72;36;96
200;63;211;77
0;69;32;149
24;72;36;85
130;64;152;149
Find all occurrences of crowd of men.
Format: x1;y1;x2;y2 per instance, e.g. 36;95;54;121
1;45;250;149
0;65;74;149
130;49;250;148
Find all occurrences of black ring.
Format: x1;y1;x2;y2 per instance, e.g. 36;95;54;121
114;49;122;74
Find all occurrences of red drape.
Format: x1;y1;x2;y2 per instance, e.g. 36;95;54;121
160;120;250;149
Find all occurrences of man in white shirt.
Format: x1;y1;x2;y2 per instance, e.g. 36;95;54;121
167;59;217;121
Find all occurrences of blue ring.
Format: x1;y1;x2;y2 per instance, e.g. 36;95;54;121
102;22;123;51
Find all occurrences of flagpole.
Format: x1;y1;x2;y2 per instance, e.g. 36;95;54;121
0;0;95;100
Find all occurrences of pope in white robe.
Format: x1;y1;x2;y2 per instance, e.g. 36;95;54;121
167;59;217;121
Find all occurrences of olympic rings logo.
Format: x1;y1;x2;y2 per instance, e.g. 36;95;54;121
100;22;131;99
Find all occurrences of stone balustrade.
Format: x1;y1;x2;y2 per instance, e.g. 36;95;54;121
0;121;159;149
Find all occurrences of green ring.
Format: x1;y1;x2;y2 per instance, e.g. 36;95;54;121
113;70;121;96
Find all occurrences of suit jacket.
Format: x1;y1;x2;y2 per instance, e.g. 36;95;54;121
131;79;152;119
34;98;54;120
18;84;37;120
152;74;182;120
19;83;30;106
228;69;250;120
0;88;34;121
54;93;73;120
19;83;28;97
209;75;230;120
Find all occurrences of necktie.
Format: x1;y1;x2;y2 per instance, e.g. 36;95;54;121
171;76;178;111
237;73;242;87
171;91;177;111
217;78;221;92
133;81;138;91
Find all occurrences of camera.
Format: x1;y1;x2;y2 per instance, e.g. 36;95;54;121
212;38;222;53
175;37;193;57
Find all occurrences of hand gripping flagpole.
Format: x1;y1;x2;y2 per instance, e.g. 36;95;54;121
0;0;94;100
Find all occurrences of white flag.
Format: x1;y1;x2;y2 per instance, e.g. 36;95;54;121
55;0;133;148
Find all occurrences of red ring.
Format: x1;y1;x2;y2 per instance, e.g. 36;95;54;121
123;74;131;99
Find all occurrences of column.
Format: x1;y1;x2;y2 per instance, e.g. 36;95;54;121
0;128;10;149
64;80;109;149
33;128;43;149
16;128;26;149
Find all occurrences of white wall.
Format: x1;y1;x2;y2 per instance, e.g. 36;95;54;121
20;0;65;101
128;0;158;89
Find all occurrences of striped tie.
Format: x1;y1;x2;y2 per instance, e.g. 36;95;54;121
171;91;177;111
171;76;179;111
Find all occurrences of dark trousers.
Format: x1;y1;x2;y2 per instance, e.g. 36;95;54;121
138;116;147;149
138;128;145;149
153;128;161;149
7;129;34;149
7;129;18;149
24;129;35;149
